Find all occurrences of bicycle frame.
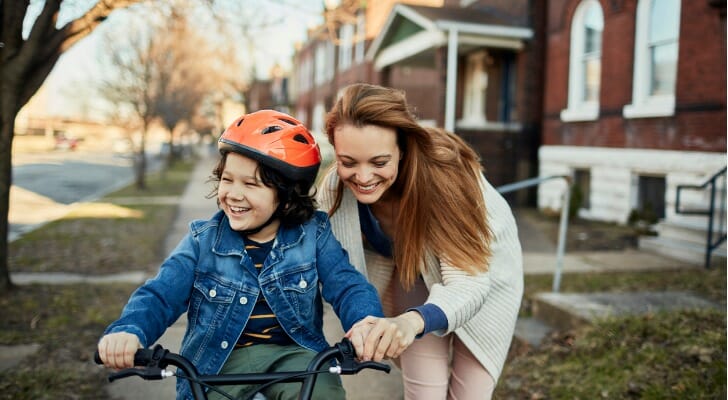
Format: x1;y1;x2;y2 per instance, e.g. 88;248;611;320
95;339;390;400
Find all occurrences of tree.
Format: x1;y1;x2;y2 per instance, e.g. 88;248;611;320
153;11;222;165
0;1;143;291
96;5;222;186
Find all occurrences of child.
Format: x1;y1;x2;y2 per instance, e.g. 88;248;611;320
97;110;385;400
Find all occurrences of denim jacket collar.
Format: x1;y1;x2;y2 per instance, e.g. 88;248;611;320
209;211;306;256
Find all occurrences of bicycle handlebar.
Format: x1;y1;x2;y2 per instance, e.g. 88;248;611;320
94;338;390;400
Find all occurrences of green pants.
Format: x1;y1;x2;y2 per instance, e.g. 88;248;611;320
207;343;346;400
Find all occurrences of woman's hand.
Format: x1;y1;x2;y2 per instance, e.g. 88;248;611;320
346;311;425;362
97;332;142;370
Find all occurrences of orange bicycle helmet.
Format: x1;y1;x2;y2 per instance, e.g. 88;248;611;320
218;110;321;185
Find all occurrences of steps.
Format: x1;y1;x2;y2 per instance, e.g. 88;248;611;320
639;220;726;267
514;290;722;347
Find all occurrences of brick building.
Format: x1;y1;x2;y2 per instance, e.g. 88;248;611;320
290;0;546;199
539;0;726;263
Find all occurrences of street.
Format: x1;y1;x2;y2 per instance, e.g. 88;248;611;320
9;151;161;241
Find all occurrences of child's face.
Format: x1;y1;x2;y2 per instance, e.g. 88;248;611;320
218;152;280;241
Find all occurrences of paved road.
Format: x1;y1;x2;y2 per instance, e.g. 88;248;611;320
9;151;161;241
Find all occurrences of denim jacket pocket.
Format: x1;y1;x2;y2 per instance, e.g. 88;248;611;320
279;264;319;319
189;276;236;329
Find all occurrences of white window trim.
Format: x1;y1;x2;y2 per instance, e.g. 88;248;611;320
560;0;602;122
623;0;681;119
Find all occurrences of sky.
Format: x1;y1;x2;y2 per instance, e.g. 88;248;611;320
37;0;325;118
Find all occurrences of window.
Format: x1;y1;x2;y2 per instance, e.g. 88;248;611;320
573;168;591;210
312;102;326;135
314;42;335;86
354;13;365;64
462;51;491;125
338;24;354;71
635;175;666;221
560;0;603;122
623;0;681;118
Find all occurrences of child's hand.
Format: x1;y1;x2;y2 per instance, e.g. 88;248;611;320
97;332;142;370
346;311;424;362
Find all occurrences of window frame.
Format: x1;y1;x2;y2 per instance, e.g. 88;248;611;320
623;0;681;119
560;0;604;122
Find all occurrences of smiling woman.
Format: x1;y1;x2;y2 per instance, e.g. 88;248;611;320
317;83;524;400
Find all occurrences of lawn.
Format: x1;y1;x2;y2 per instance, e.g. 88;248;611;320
1;160;193;400
496;267;726;399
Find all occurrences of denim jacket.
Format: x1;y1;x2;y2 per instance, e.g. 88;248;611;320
104;210;384;399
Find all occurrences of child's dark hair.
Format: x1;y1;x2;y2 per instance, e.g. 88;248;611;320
208;152;317;226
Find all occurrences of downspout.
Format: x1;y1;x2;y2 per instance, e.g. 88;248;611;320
445;27;458;132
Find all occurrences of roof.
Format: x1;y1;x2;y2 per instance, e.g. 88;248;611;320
367;4;533;70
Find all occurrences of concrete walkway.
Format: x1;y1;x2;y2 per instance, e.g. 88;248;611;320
8;150;706;399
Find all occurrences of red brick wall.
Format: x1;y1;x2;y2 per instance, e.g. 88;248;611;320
543;0;727;152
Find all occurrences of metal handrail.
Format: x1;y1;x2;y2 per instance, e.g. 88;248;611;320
498;175;572;292
675;166;727;268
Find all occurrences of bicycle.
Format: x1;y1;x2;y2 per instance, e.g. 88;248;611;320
94;338;391;400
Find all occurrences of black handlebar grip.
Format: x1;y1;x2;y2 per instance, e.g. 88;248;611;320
93;350;102;365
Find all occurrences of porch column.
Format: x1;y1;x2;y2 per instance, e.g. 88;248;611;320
445;27;458;132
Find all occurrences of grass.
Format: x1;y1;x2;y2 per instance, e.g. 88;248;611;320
496;308;725;399
1;157;725;399
496;267;726;399
1;159;194;400
8;161;194;275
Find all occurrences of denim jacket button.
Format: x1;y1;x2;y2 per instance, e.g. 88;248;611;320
209;289;217;298
298;280;307;289
239;296;248;305
221;341;229;349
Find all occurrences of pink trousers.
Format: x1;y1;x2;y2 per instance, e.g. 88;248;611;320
399;333;495;400
391;278;495;400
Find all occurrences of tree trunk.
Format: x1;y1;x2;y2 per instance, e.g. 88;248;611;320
0;82;18;293
0;109;16;291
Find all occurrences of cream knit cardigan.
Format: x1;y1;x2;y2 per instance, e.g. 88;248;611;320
316;167;524;382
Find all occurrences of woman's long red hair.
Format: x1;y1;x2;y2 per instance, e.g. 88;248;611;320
325;83;492;289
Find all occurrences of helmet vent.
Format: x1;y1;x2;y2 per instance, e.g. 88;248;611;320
236;118;244;126
293;134;309;144
262;126;283;134
278;117;298;126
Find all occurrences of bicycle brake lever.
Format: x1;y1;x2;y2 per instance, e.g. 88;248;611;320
334;338;391;374
107;367;170;382
357;361;391;373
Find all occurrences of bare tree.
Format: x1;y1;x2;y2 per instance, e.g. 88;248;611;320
0;1;142;291
97;6;223;185
154;11;222;164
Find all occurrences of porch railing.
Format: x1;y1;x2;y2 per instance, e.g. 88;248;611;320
675;166;727;268
497;175;572;292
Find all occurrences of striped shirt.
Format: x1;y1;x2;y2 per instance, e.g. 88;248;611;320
236;237;293;348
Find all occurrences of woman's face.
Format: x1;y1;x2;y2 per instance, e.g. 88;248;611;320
218;152;280;240
333;123;401;204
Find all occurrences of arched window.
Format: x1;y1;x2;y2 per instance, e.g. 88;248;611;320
561;0;604;122
623;0;681;118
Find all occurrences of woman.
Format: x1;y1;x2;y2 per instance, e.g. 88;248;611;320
317;83;523;399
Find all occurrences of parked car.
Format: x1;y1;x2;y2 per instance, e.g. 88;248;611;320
54;133;80;151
